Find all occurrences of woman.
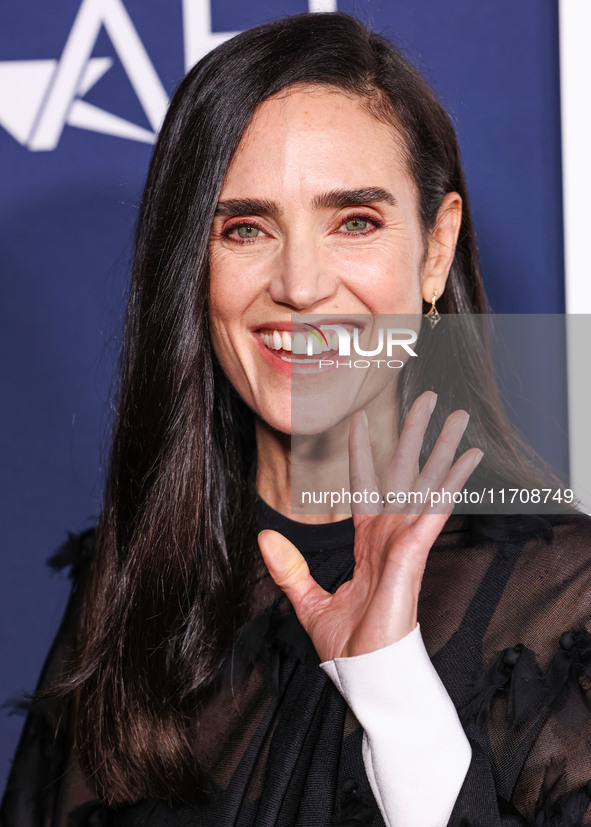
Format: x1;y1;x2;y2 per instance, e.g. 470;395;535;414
3;12;591;827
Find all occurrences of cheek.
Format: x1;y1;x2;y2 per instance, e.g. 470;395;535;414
208;283;231;353
207;257;263;390
341;247;424;314
208;280;233;327
207;266;241;369
208;258;247;336
208;248;265;317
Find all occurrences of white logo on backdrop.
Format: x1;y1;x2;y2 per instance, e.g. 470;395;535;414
0;0;337;151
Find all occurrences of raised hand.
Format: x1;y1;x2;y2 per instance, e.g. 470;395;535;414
257;391;483;663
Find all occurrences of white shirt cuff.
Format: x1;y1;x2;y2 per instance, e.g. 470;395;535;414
320;624;471;827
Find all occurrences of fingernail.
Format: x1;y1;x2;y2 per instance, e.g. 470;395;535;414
472;449;484;469
428;392;438;413
448;410;469;433
362;410;369;429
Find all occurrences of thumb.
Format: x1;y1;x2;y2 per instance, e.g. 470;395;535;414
257;529;327;625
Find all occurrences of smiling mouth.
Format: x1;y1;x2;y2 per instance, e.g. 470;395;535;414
256;326;358;362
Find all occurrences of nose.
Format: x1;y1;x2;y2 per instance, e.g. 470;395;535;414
268;239;338;310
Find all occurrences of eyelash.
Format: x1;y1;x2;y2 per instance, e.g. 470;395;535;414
220;213;384;244
339;213;384;236
220;219;266;244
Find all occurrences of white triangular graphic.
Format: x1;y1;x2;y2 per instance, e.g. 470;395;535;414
307;0;337;12
67;98;155;143
1;0;341;152
182;0;238;71
0;60;56;145
0;55;126;146
28;0;169;151
77;56;113;96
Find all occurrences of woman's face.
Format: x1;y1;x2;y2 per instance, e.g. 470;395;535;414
208;86;460;433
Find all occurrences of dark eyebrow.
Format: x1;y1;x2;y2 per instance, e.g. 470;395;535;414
213;187;397;218
214;198;281;217
311;187;397;210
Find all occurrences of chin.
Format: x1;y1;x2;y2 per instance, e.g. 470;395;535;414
255;404;353;439
255;410;292;436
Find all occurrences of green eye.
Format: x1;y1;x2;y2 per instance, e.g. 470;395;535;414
237;225;260;238
344;218;368;232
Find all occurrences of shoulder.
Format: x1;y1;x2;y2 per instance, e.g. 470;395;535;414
541;509;591;552
517;511;591;598
483;511;591;668
37;527;98;657
0;529;99;826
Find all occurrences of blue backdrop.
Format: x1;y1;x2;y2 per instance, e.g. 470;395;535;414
0;0;564;790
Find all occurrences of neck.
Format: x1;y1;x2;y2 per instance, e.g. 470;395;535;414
255;424;347;523
254;381;399;524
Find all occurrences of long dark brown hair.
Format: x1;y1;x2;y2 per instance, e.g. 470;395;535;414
52;11;554;804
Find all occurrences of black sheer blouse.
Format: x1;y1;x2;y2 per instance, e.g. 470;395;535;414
2;505;591;826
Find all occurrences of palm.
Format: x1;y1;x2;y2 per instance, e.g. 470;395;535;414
258;392;483;663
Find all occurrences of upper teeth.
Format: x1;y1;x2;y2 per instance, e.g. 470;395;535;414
259;329;354;354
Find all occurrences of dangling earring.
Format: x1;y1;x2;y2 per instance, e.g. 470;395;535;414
425;289;440;328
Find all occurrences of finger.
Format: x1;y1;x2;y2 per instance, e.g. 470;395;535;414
426;447;484;515
349;410;382;521
383;391;437;513
393;510;453;580
409;410;470;511
257;530;329;631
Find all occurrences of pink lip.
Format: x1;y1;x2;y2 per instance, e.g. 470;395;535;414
256;320;302;333
253;331;340;377
253;317;367;333
251;316;368;377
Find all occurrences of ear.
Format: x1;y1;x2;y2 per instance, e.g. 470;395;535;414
421;192;462;304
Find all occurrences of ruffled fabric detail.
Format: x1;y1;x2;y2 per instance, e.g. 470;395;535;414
462;643;544;727
2;528;96;721
47;527;96;578
534;760;591;826
463;627;591;729
544;628;591;713
2;695;31;717
462;629;591;824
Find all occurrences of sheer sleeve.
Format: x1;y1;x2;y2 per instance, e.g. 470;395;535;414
423;514;591;826
0;530;100;827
